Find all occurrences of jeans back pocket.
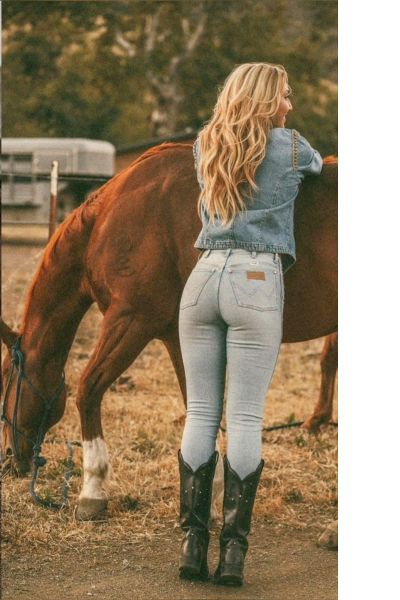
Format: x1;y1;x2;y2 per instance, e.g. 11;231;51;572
180;268;215;309
228;268;278;311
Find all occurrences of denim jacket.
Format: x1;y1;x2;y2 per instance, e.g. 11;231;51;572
193;128;322;273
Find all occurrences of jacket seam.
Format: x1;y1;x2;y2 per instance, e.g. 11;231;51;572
291;129;298;170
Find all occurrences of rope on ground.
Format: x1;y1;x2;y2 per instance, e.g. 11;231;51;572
29;440;82;509
220;421;338;433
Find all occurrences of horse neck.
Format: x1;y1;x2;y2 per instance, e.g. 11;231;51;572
19;214;95;377
21;280;91;381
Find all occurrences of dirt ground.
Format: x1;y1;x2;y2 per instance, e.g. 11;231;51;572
1;527;337;600
1;242;338;600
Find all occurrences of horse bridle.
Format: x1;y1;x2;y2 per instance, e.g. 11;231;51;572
1;335;77;508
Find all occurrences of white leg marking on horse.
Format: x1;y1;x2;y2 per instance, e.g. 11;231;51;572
211;437;224;520
79;437;110;501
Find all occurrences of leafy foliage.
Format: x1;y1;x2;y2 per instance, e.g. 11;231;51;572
2;1;337;155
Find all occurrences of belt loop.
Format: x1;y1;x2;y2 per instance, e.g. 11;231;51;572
204;249;211;258
274;252;278;263
251;251;257;259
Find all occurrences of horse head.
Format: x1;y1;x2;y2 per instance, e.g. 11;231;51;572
1;319;67;476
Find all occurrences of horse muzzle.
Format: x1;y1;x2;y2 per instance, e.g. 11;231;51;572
1;432;32;476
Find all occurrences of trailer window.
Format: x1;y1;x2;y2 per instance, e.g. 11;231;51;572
13;154;33;173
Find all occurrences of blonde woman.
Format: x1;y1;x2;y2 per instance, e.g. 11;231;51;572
178;62;322;586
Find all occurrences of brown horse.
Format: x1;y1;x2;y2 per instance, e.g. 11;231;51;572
1;143;337;519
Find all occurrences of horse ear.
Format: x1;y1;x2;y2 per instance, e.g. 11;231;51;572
0;319;18;351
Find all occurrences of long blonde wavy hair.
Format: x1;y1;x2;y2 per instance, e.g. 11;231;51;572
198;62;289;224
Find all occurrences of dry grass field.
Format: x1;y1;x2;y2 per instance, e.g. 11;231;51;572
1;242;338;599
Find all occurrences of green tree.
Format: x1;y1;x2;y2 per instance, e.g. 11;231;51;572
2;1;337;155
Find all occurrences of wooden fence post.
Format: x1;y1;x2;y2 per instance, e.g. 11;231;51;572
48;160;59;241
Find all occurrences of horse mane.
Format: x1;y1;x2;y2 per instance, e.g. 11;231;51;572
129;142;192;166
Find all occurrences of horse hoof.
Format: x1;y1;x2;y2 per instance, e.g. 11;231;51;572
76;498;108;521
317;520;338;550
301;416;326;433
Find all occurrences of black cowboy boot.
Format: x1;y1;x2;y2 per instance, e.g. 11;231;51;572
214;455;264;587
178;449;219;581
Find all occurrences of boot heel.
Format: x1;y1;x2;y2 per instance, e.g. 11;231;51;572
214;564;243;587
179;533;209;580
179;559;209;581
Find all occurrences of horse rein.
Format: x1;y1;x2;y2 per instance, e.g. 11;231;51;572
1;335;77;509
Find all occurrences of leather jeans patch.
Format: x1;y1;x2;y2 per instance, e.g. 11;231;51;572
246;271;265;280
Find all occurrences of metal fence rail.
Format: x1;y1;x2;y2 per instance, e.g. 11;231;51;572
2;221;56;226
2;168;112;232
1;171;111;183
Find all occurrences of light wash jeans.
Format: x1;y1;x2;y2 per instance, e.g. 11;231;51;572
179;249;284;479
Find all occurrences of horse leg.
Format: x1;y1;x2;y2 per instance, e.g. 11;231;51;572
302;332;338;433
161;325;187;407
162;326;224;521
76;308;158;520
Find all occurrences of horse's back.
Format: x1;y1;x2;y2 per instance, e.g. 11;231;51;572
85;144;199;311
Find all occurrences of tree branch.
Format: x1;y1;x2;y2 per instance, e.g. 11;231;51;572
167;10;207;79
185;12;207;55
144;7;161;53
115;29;136;57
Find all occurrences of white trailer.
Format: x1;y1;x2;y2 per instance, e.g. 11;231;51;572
1;138;115;223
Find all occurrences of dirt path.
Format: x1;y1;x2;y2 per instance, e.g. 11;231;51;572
2;526;337;600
